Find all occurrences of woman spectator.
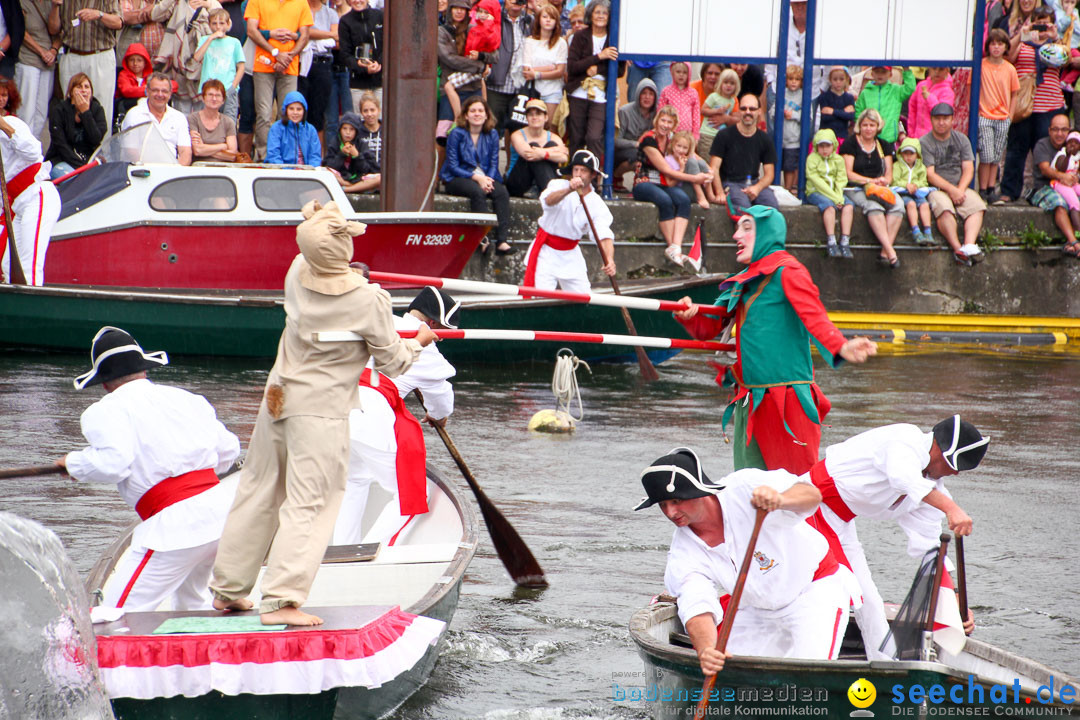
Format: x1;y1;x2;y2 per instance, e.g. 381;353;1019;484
690;62;723;107
631;105;713;267
338;0;384;112
840;108;906;268
45;74;107;179
187;79;238;161
440;96;514;255
265;90;322;165
522;3;568;121
436;0;495;143
565;0;624;158
506;98;568;197
992;0;1039;32
0;76;19;117
1001;6;1068;202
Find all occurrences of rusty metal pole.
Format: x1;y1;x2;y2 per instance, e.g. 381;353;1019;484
382;0;437;212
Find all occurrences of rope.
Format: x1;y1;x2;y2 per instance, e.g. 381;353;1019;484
551;348;591;421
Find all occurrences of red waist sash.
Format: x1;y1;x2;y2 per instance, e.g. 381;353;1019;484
358;369;429;516
7;162;41;204
809;460;856;522
134;467;218;520
523;226;579;286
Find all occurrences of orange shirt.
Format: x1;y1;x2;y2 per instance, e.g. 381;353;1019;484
979;58;1020;120
244;0;314;76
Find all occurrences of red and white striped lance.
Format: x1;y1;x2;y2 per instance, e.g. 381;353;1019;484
315;328;735;352
368;271;727;316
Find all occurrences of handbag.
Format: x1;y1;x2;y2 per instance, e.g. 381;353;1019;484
864;183;898;207
1012;74;1036;123
504;81;541;132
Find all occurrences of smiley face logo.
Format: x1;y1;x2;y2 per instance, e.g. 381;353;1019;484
848;677;876;709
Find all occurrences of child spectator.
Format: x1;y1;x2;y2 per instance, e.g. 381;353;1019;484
266;90;322;165
907;66;955;140
854;65;915;144
324;111;380;192
117;43;154;122
355;91;382;168
658;61;701;140
891;138;935;245
817;66;855;141
781;64;803;192
442;0;502;119
804;128;853;258
977;28;1018;204
522;3;569;121
665;131;711;209
193;8;246;119
1051;130;1080;231
698;68;739;160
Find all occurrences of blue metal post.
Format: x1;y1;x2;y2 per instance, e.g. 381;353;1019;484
773;0;792;177
968;0;987;190
602;0;620;199
796;0;819;200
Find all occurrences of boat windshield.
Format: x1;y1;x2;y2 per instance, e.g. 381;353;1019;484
90;121;179;165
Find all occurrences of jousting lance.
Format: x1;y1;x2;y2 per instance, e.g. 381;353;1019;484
315;328;735;352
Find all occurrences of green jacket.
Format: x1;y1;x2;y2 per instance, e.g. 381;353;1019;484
804;128;847;205
891;137;929;188
854;69;916;144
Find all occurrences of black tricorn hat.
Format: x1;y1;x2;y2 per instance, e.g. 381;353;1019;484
634;447;724;511
932;415;989;472
559;149;608;178
73;326;169;390
408;286;461;329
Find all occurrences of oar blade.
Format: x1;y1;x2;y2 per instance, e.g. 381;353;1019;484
472;489;548;588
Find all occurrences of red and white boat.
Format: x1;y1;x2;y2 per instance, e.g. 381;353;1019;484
45;124;494;290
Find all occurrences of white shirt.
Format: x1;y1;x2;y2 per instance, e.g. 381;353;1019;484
122;99;193;157
381;312;456;421
0;114;48;190
570;34;608;103
823;424;953;563
66;378;241;551
664;468;827;628
538;178;614;242
522;35;567;98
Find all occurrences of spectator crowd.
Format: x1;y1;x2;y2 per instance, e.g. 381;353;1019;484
4;0;1078;266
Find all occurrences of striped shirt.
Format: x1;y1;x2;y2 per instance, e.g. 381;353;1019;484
1015;43;1065;114
61;0;120;53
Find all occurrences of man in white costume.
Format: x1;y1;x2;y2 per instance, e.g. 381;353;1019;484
57;327;240;611
332;286;459;546
806;415;987;658
0;113;62;286
636;448;860;675
523;149;615;293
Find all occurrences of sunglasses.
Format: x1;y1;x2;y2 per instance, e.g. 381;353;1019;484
742;106;760;112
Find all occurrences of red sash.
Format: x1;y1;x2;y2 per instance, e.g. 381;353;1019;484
134;467;218;520
808;460;856;522
523;226;579;286
358;369;429;516
7;162;41;203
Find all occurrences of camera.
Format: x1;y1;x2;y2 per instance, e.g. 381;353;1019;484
1032;23;1049;31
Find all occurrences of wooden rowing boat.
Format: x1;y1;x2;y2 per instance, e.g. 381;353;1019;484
629;601;1079;717
87;466;478;720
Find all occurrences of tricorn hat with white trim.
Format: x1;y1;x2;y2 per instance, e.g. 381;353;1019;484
73;326;169;390
408;286;461;329
932;415;989;472
634;447;724;511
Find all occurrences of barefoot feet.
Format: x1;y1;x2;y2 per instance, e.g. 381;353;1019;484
261;606;324;626
213;596;254;612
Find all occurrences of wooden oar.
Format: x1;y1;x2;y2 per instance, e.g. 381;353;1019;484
695;507;767;719
0;139;27;285
317;328;735;353
955;535;968;628
0;464;66;480
578;191;661;382
368;270;727;316
412;390;547;588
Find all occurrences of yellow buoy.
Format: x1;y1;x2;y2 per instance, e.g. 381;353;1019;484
527;409;576;433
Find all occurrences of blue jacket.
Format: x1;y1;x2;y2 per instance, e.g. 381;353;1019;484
439;126;502;183
266;91;322;166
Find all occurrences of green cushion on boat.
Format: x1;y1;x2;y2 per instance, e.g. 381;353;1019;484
152;616;287;634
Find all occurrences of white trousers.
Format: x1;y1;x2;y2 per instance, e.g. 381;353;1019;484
1;181;62;286
818;505;895;660
59;50;115;138
528;242;591;293
14;64;53;139
726;572;850;660
103;540;219;612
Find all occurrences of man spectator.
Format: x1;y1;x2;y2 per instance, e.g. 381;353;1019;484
122;72;193;165
246;0;312;158
15;0;61;138
0;0;25;79
59;0;122;132
612;77;655;189
486;0;531;136
920;103;986;267
708;93;779;211
1030;113;1080;258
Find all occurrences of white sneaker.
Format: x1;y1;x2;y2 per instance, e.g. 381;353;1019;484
664;245;686;267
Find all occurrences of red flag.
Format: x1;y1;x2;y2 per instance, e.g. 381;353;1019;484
933;571;966;655
685;224;704;273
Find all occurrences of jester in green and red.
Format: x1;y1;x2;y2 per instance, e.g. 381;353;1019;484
674;206;877;475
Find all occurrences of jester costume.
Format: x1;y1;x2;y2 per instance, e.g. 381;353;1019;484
676;206;848;475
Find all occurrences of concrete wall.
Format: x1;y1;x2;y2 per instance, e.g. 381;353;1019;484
350;194;1080;317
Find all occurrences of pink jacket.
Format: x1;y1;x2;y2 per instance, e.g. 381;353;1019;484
658;83;702;139
907;75;955;139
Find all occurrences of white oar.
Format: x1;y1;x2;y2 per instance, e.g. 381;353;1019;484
315;328;734;352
